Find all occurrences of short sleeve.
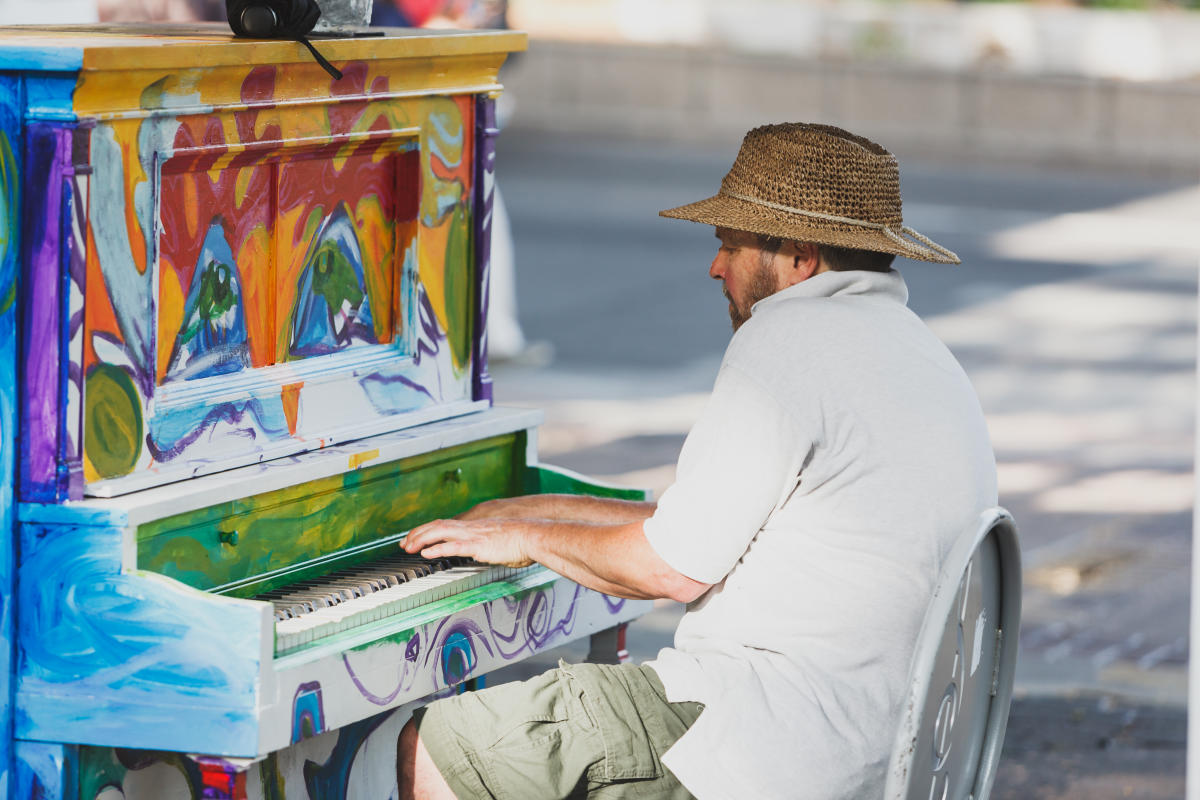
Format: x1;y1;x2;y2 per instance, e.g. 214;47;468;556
643;362;814;585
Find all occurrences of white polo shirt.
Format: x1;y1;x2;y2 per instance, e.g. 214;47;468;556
643;269;997;799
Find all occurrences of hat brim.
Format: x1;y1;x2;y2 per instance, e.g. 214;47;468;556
660;193;960;265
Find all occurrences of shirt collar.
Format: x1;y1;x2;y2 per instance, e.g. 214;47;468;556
751;268;909;315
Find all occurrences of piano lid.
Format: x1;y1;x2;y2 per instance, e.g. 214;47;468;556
0;22;527;73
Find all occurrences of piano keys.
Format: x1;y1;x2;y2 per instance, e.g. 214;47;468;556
2;24;652;800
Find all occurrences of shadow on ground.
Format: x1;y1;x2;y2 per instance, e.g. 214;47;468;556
993;694;1185;799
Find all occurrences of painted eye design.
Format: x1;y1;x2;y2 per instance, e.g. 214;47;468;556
288;203;374;358
164;221;249;382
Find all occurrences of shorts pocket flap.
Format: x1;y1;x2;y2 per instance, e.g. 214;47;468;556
561;662;663;782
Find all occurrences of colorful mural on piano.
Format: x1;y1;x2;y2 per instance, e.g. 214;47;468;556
0;74;21;800
14;576;637;800
22;60;487;500
0;26;650;800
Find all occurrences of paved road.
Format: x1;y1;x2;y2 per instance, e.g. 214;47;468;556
482;132;1197;795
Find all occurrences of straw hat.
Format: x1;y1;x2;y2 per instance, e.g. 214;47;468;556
660;123;959;264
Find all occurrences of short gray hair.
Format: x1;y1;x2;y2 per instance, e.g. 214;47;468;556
756;233;894;273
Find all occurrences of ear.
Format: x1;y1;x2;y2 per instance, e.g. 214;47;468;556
784;241;822;285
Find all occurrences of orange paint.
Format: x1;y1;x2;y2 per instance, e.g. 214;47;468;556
119;138;148;274
237;224;274;368
281;381;303;435
82;217;122;374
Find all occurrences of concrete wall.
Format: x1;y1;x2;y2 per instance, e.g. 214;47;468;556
503;40;1200;174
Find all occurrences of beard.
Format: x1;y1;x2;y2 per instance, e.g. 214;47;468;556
725;262;781;331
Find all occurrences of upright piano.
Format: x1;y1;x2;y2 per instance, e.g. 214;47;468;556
0;24;650;799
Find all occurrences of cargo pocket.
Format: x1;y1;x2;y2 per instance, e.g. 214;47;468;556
558;662;664;783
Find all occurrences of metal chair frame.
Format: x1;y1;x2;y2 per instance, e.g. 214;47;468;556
884;508;1022;800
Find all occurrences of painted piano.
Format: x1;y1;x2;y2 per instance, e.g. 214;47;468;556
0;24;650;799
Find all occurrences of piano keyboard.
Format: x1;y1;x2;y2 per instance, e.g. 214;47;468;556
259;553;533;652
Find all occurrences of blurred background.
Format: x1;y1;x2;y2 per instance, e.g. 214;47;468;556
3;1;1197;796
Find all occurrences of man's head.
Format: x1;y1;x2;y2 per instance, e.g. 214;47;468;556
661;123;957;328
709;227;898;330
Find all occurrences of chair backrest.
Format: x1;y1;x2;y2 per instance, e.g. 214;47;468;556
884;508;1021;800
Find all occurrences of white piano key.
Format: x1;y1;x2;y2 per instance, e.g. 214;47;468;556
271;562;518;651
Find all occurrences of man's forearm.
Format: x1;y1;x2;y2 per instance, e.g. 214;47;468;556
521;519;705;603
461;494;656;525
404;502;709;603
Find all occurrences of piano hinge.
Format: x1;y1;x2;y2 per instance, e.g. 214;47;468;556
990;628;1004;697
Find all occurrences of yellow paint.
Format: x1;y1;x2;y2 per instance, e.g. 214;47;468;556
119;136;148;275
272;203;309;360
348;448;380;470
353;193;395;343
74;51;517;122
82;450;99;484
156;257;185;379
75;29;526;71
234;167;255;211
418;217;452;335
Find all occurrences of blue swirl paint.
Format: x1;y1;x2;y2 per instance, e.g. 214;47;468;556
16;523;267;755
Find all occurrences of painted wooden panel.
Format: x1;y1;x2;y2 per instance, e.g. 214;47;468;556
471;94;496;404
17;584;648;799
79;83;482;496
16;521;274;756
0;71;22;800
14;741;72;800
15;512;647;759
19;121;88;504
137;432;524;597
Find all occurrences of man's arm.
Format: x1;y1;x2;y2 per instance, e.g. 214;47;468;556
402;516;711;603
456;494;656;525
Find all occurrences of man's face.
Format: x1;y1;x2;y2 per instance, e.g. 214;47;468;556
709;228;781;331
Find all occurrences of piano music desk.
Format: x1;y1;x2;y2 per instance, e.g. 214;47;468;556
0;24;651;800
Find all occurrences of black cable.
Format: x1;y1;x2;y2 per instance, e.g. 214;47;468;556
226;0;343;81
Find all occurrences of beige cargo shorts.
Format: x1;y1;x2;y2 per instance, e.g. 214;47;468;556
412;661;705;799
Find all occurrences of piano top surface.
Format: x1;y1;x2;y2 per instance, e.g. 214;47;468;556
0;22;527;72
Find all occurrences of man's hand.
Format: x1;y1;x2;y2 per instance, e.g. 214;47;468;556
403;518;535;568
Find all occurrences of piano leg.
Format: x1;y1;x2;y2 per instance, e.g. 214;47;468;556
585;623;630;665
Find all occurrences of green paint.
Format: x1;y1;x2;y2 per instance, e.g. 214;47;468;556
78;746;129;800
138;75;170;111
139;433;524;596
525;464;650;502
302;205;325;244
84;363;144;479
281;567;559;660
443;203;471;370
259;757;287;800
0;129;16;309
309;239;363;321
0;279;14;316
180;259;238;344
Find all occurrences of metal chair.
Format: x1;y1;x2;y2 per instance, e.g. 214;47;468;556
884;508;1022;800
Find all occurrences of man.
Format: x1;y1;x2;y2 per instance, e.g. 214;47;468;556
397;123;997;799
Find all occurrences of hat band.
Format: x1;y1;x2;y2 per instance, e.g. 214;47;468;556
722;190;959;262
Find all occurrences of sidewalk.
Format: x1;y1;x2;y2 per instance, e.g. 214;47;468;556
996;693;1185;799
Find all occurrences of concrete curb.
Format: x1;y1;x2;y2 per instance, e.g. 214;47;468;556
503;40;1200;175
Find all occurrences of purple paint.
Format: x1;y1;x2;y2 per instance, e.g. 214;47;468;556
20;123;73;503
471;95;496;404
64;139;90;498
